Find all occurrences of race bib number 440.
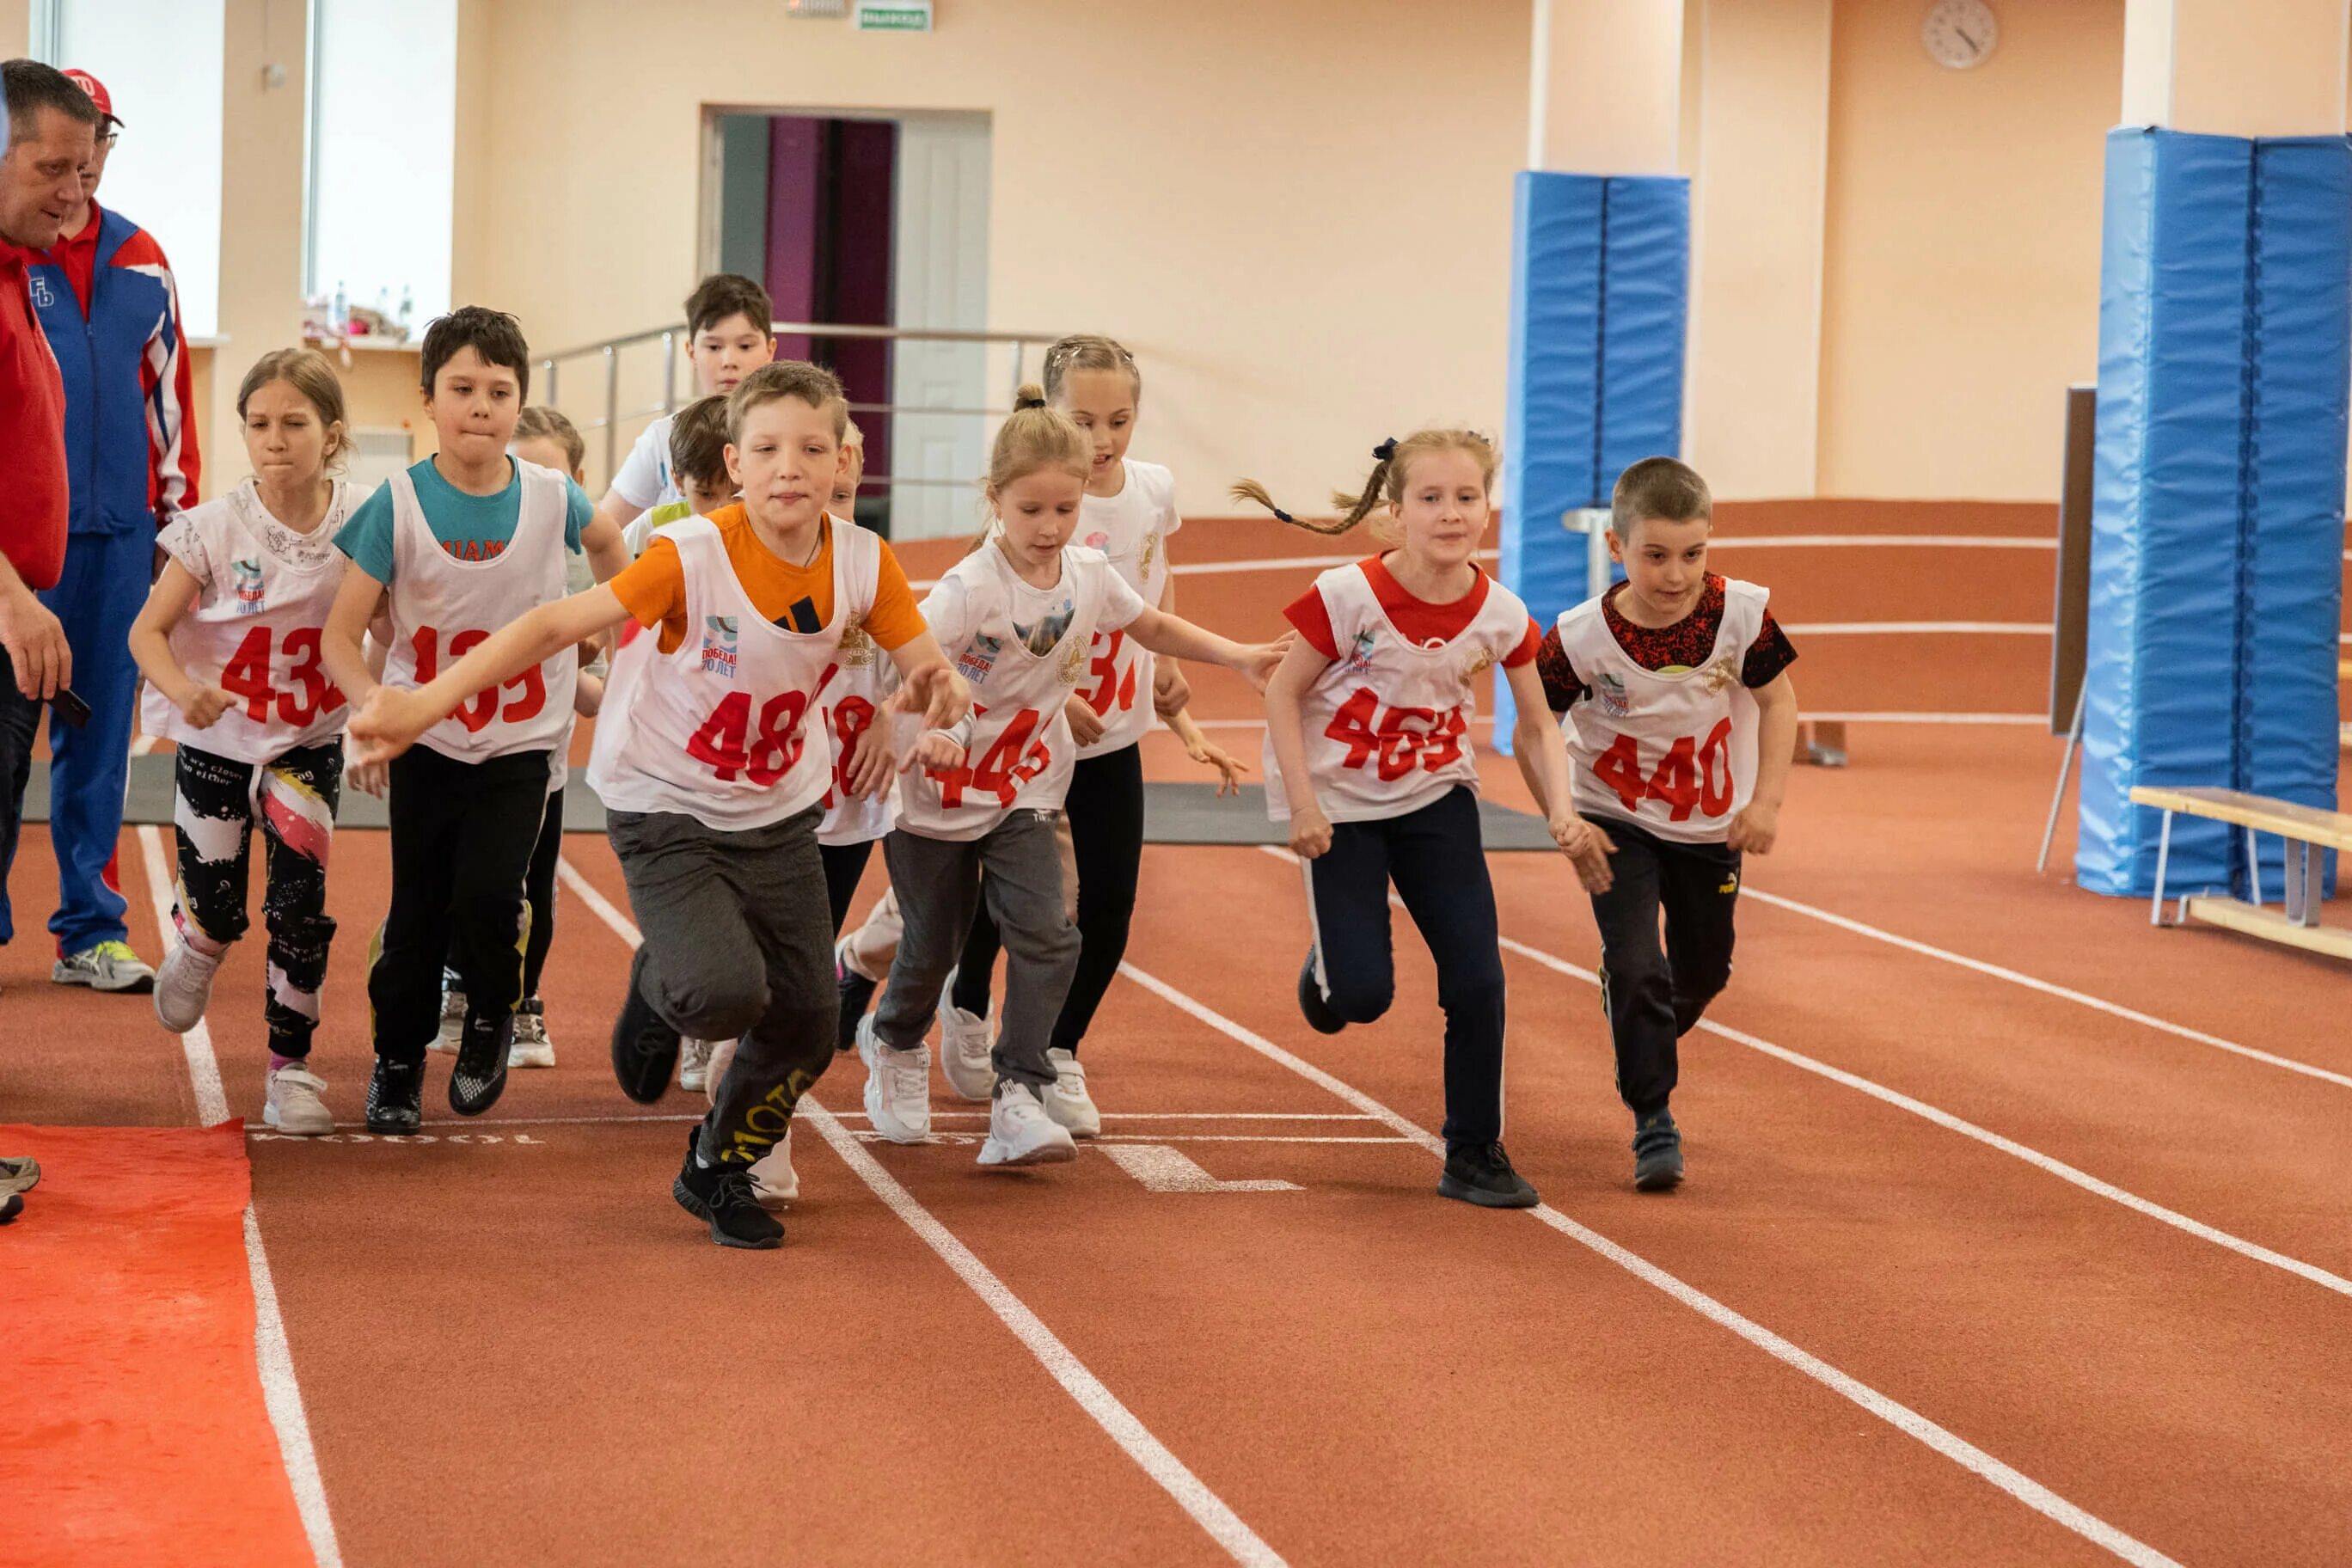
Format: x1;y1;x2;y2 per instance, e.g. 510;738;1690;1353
1591;718;1736;822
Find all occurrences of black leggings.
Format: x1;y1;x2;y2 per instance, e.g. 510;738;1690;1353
1302;786;1506;1148
952;742;1143;1057
1585;815;1739;1118
820;838;874;937
451;783;564;1001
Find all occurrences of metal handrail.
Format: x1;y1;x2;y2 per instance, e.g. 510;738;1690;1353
534;319;1069;494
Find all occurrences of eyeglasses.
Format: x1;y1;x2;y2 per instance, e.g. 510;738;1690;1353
98;132;119;150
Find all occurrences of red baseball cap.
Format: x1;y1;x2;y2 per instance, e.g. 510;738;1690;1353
62;69;121;130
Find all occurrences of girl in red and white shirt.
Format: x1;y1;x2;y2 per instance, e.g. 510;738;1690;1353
1243;430;1607;1210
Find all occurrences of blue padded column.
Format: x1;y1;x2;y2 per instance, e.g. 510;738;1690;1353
2076;129;2249;896
2240;135;2349;897
1496;171;1687;753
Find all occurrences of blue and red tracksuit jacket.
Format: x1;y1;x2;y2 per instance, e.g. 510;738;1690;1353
28;203;199;538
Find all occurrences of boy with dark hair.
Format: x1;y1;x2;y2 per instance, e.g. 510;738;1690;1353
1534;455;1799;1193
593;274;775;540
622;393;738;557
321;306;629;1132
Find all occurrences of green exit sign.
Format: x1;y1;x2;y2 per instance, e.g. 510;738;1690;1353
856;0;932;29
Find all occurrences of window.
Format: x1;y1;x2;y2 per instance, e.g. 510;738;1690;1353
32;0;225;339
304;0;456;328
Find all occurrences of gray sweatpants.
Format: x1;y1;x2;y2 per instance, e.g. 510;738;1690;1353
608;805;836;1167
876;810;1078;1093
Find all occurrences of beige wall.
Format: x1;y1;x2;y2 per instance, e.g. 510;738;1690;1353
1685;0;1832;499
1816;0;2124;500
451;0;1530;521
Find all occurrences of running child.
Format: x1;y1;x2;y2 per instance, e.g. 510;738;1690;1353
349;361;960;1250
593;274;775;555
129;348;360;1135
432;404;607;1070
320;307;628;1132
1240;431;1606;1210
859;388;1284;1167
864;337;1246;1136
1536;456;1798;1192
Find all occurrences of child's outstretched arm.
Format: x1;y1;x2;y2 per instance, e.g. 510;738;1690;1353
346;587;632;768
1729;671;1798;854
1164;706;1246;796
322;563;389;709
580;511;630;585
1502;659;1614;892
1151;576;1191;720
1124;604;1290;692
128;560;233;729
1265;638;1334;859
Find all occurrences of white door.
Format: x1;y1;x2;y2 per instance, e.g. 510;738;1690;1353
890;113;991;539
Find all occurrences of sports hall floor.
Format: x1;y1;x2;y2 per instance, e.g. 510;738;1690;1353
3;506;2348;1566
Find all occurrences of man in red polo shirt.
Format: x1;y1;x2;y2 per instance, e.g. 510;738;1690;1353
0;58;100;1219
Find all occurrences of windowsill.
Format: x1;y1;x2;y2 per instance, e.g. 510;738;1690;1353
303;334;420;354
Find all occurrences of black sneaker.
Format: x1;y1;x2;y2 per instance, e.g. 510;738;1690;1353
449;1006;514;1116
1298;949;1344;1035
836;951;877;1054
1437;1141;1540;1209
365;1057;424;1135
611;945;682;1104
1632;1111;1684;1191
672;1127;784;1250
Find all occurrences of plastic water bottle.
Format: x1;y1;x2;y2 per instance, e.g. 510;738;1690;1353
397;285;413;329
332;279;347;333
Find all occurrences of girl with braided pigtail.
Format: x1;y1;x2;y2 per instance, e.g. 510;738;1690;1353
1240;430;1609;1209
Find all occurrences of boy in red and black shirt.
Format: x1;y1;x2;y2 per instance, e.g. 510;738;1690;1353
1537;457;1798;1192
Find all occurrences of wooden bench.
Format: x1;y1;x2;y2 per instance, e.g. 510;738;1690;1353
2129;785;2352;960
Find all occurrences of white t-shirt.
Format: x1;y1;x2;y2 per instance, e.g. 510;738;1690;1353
816;514;897;846
143;479;360;764
609;413;680;514
898;543;1147;842
1070;457;1181;756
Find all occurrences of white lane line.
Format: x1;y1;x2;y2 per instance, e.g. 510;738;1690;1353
1176;711;2051;731
1493;934;2352;1301
1258;845;2352;1298
1736;887;2352;1093
129;775;343;1568
1116;960;2175;1568
559;856;1287;1568
1779;622;2049;636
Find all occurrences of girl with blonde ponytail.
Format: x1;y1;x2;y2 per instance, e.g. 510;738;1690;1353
854;383;1288;1171
1240;429;1608;1210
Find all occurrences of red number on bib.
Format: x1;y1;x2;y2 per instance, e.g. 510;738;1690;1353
745;690;812;785
1596;718;1739;822
827;695;877;805
687;689;818;786
1081;629;1137;717
276;627;346;726
220;627;277;721
413;626;545;732
686;690;752;780
1326;687;1472;781
928;703;1050;810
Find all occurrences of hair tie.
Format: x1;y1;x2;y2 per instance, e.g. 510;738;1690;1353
1267;504;1297;524
1373;438;1399;463
1014;395;1046;412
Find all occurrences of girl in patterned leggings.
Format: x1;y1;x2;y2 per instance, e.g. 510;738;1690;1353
129;348;360;1135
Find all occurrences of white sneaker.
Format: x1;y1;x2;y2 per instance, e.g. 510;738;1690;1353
1040;1048;1101;1138
978;1081;1076;1167
508;1000;555;1069
263;1063;334;1136
429;979;465;1055
936;969;996;1102
152;941;223;1033
702;1038;738;1106
749;1125;797;1210
858;1014;932;1143
678;1037;715;1093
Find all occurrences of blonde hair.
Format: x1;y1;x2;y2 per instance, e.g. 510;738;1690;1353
842;415;865;454
1042;334;1140;402
727;359;847;444
969;383;1091;553
236;348;349;471
511;405;585;475
1231;429;1498;541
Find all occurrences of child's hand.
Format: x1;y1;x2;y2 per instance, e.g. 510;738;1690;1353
845;719;894;798
1289;801;1334;861
180;685;236;730
1184;731;1247;796
903;664;970;731
346;687;432;771
572;670;605;718
1064;692;1106;748
1726;801;1779;855
1153;661;1191;722
1236;634;1295;694
907;732;965;776
345;756;389;799
1556;815;1617;892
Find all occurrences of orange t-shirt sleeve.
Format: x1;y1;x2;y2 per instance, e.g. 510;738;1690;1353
609;537;690;651
863;543;929;652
